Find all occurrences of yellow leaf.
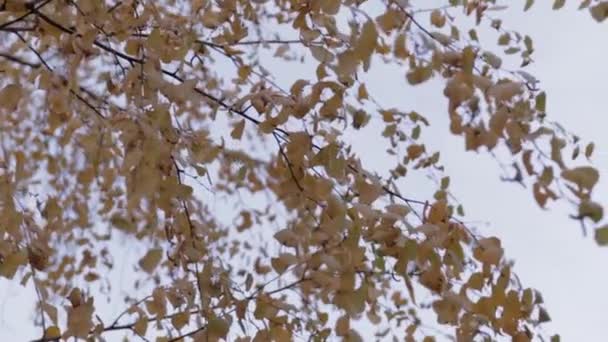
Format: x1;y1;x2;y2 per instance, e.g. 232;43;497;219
393;33;409;59
579;200;603;222
65;298;95;338
110;214;136;233
0;250;28;279
407;144;425;160
134;316;148;336
406;65;433;85
171;312;189;330
590;3;608;22
482;51;502;69
335;315;350;336
139;248;163;273
271;253;297;274
320;0;340;14
357;83;369;100
385;204;410;218
488;81;523;102
427;200;448;224
355;20;378;59
553;0;566;10
231;120;245;140
0;84;22;111
355;177;382;205
125;39;140;56
145;28;164;54
561;166;599;190
44;326;61;339
208;317;230;339
274;229;299;247
430;10;446;28
585;142;595;159
473;237;503;265
595;225;608;245
535;91;546;112
310;46;334;63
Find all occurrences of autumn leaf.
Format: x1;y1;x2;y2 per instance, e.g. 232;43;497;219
595;226;608;245
561;166;599;190
139;248;163;273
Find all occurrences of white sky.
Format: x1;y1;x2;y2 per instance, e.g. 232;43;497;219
2;1;608;341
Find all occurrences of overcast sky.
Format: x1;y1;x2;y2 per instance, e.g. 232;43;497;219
1;1;608;341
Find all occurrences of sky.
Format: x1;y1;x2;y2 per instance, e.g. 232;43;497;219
1;1;608;341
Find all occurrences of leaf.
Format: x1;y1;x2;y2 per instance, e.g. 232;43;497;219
44;326;61;339
440;176;450;189
561;166;599;190
595;226;608;245
0;250;28;279
139;248;163;273
0;84;22;111
585;142;595;158
535;91;546;112
406;65;433;85
536;306;551;323
393;33;409;59
482;51;502;69
310;46;334;63
385;204;410;217
321;0;340;14
524;0;534;11
274;228;299;247
579;200;603;223
406;144;425;160
590;3;608;22
355;177;383;205
111;216;137;235
430;10;446;28
207;317;230;339
271;253;297;274
231;120;245;140
488;81;523;102
473;237;503;265
336;315;350;336
171;312;190;330
356;20;378;60
133;316;148;336
65;298;95;338
553;0;566;10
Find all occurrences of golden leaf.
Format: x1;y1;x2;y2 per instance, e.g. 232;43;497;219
430;10;446;28
335;315;350;336
44;326;61;339
0;84;22;111
65;298;95;338
561;166;599;190
231;119;246;140
473;237;503;265
139;248;163;273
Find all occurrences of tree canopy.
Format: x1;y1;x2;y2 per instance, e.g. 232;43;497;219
0;0;606;341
